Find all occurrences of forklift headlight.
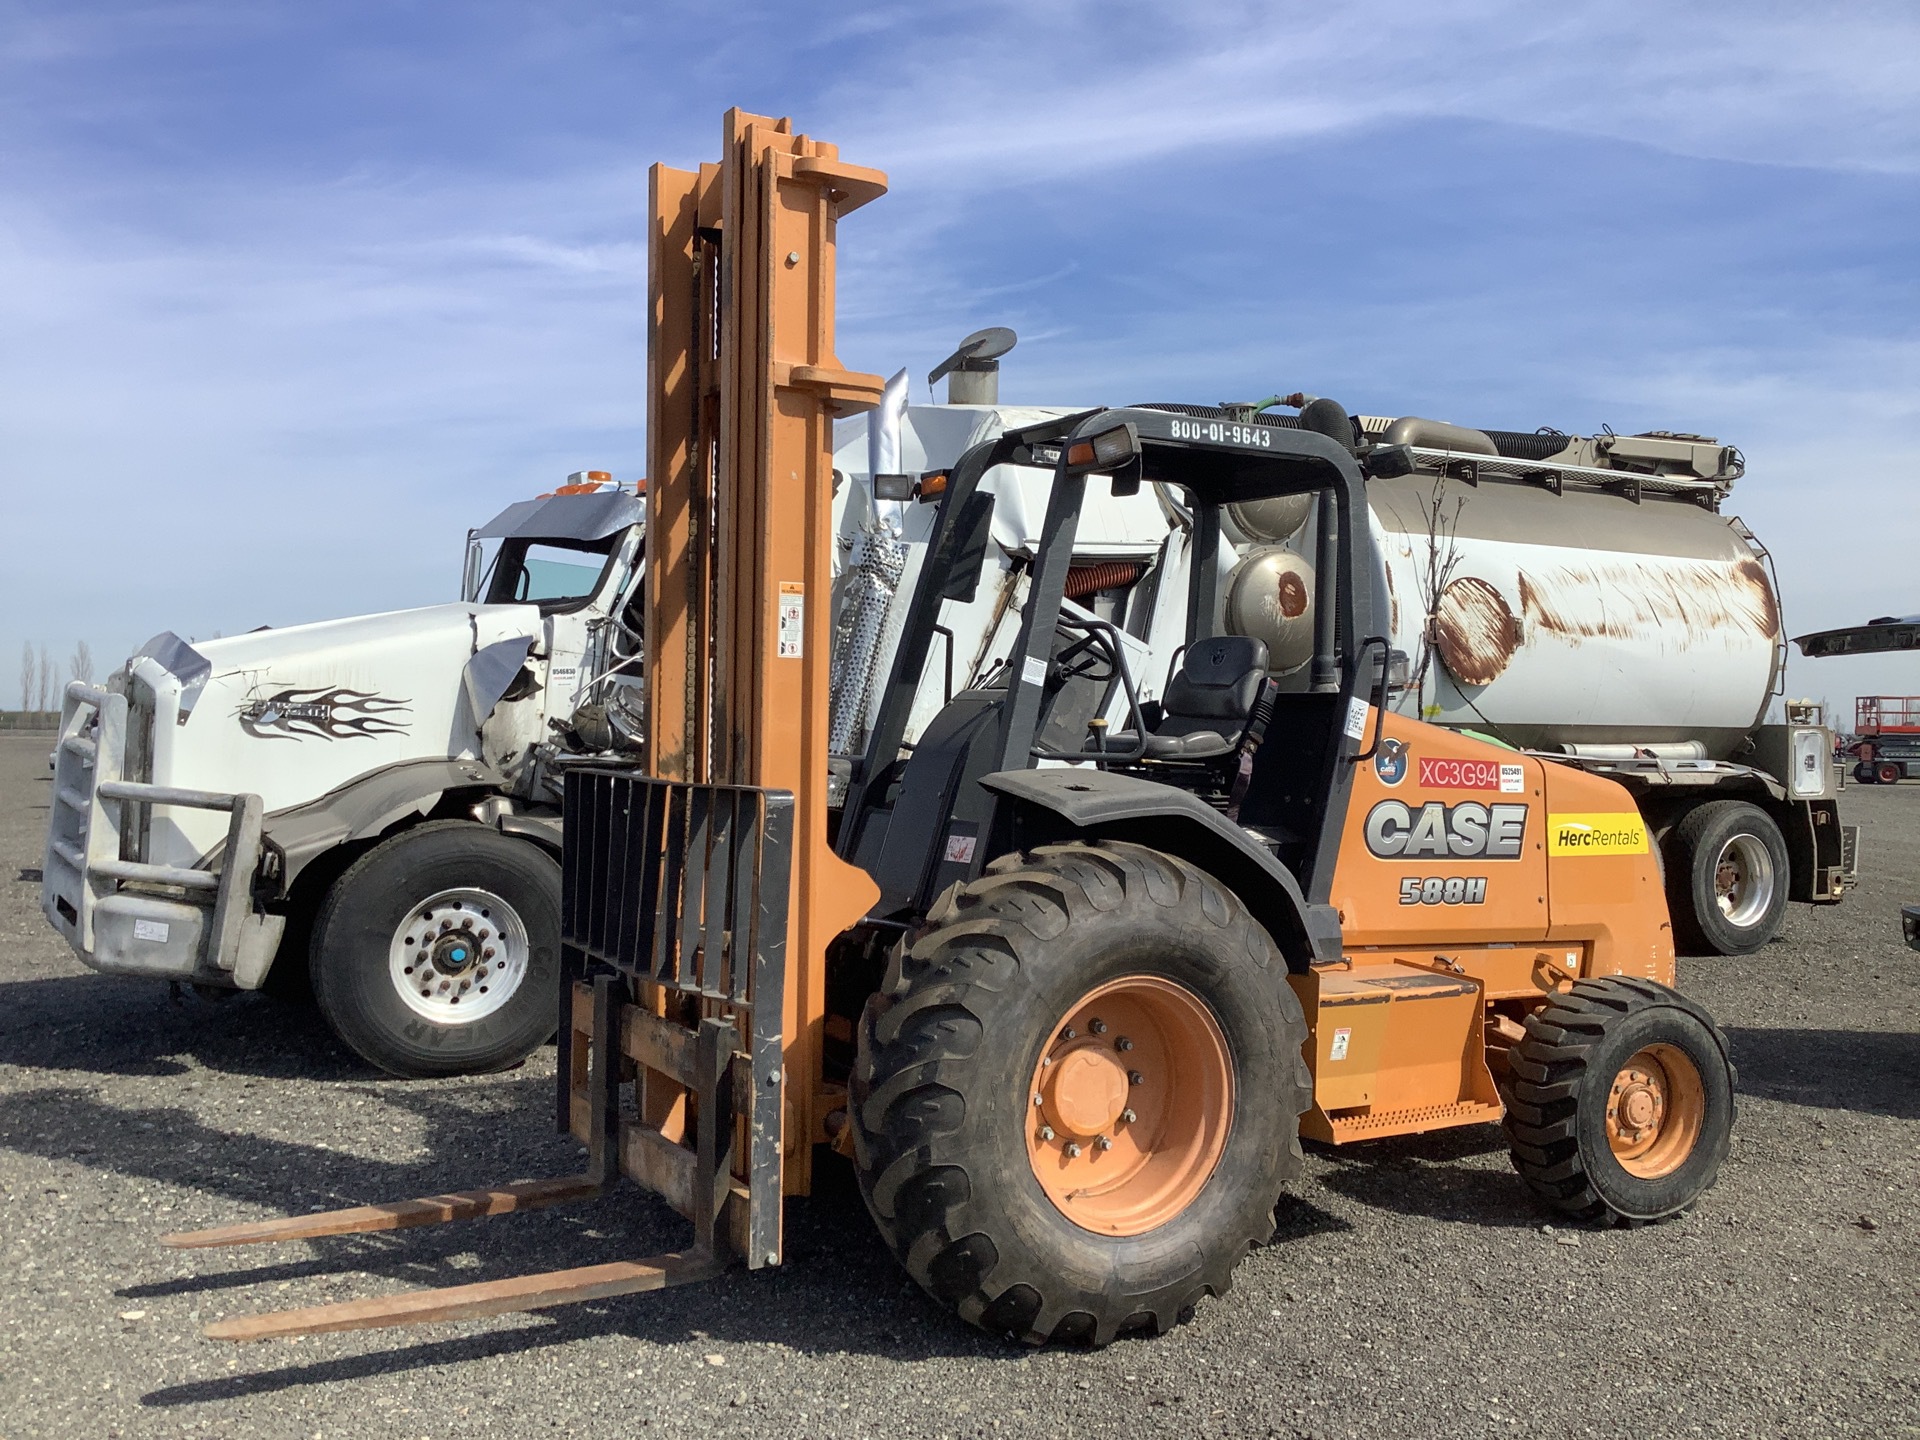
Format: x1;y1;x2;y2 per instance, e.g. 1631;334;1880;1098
1066;422;1140;473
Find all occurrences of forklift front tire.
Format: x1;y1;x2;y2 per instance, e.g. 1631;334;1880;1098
311;821;561;1077
1505;977;1735;1225
852;840;1311;1346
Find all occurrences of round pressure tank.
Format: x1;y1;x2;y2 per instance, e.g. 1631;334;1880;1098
1224;546;1316;673
1227;493;1312;544
1366;475;1782;757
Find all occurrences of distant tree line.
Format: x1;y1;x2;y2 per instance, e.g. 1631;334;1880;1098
13;641;94;715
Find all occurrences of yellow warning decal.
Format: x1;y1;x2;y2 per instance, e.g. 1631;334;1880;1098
1548;813;1649;856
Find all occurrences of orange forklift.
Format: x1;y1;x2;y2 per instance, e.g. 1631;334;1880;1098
165;109;1736;1347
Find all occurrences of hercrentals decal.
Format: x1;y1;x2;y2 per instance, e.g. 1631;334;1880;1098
1363;800;1528;860
1548;812;1649;856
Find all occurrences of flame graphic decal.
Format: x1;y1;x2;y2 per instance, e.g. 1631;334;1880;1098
236;686;412;741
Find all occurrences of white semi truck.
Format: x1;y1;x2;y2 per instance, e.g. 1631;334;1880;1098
43;477;651;1076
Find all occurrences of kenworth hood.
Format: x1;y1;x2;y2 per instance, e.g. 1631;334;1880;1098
126;603;541;868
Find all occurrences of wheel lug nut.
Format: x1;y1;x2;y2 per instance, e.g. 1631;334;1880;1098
1061;1027;1076;1041
1120;1109;1136;1124
1095;1135;1112;1151
1090;1019;1107;1035
1033;1093;1043;1107
1064;1142;1082;1158
483;946;496;959
1128;1070;1144;1086
1039;1126;1055;1142
1116;1037;1133;1051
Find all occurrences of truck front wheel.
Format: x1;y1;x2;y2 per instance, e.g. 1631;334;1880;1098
311;821;560;1077
852;840;1310;1345
1662;800;1789;957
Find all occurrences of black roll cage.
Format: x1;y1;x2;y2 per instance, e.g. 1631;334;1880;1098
837;405;1383;906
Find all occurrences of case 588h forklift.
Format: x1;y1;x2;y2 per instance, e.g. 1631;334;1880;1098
166;110;1737;1347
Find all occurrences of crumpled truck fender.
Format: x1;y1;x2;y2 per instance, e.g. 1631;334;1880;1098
259;756;510;892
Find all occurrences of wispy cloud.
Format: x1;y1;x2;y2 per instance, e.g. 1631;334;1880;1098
0;1;1914;716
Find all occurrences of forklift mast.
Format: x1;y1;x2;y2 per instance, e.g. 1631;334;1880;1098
639;108;888;1204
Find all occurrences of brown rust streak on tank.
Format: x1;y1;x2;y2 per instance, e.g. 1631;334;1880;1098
1517;556;1779;645
1432;576;1522;685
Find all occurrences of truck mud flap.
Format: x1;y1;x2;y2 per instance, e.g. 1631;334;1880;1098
163;771;793;1341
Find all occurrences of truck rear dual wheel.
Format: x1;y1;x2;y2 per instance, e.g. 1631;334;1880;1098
1505;977;1735;1224
852;840;1311;1346
1663;800;1789;956
311;821;560;1077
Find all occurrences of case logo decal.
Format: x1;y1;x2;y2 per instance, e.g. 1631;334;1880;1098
1548;813;1649;855
237;686;412;741
1373;738;1408;786
1363;800;1528;859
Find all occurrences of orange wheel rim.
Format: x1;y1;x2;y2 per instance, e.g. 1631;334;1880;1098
1024;975;1233;1237
1605;1044;1706;1178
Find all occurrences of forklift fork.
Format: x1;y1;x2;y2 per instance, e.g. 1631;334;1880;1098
162;777;793;1342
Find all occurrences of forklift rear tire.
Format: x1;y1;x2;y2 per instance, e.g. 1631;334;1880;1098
1663;800;1789;956
311;821;560;1077
1505;977;1735;1224
852;840;1311;1346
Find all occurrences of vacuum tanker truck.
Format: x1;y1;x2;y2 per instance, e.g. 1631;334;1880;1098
827;390;1855;959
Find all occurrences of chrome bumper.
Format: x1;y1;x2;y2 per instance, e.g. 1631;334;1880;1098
40;682;284;988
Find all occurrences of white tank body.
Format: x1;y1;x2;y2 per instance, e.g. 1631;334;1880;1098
1364;474;1782;758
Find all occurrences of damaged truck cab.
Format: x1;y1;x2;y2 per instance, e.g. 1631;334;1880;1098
41;479;648;1076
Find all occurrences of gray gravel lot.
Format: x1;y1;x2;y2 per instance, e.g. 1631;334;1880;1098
0;730;1914;1439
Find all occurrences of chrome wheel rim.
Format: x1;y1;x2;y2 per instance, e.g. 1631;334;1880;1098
387;887;528;1024
1712;835;1774;929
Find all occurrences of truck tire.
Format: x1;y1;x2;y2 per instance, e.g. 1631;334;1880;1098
311;821;560;1077
1877;762;1902;785
1854;761;1877;785
851;840;1311;1346
1505;977;1735;1224
1662;800;1789;956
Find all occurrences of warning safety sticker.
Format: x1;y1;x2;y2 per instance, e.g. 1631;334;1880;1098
777;582;805;659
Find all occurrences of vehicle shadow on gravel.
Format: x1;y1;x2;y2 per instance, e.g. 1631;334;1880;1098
1307;1124;1542;1228
0;973;367;1080
1724;1025;1920;1119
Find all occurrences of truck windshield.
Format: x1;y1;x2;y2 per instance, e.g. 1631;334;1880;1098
473;534;619;610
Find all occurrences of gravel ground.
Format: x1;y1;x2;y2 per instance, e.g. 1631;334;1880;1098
0;730;1914;1439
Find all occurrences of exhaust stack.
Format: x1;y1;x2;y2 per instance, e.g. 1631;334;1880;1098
928;326;1017;404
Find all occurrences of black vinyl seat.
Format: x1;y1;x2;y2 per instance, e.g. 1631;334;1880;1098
1093;635;1269;761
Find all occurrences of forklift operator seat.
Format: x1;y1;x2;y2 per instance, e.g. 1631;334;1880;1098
1141;635;1269;759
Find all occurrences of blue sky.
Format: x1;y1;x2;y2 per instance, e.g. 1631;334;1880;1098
3;1;1917;718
